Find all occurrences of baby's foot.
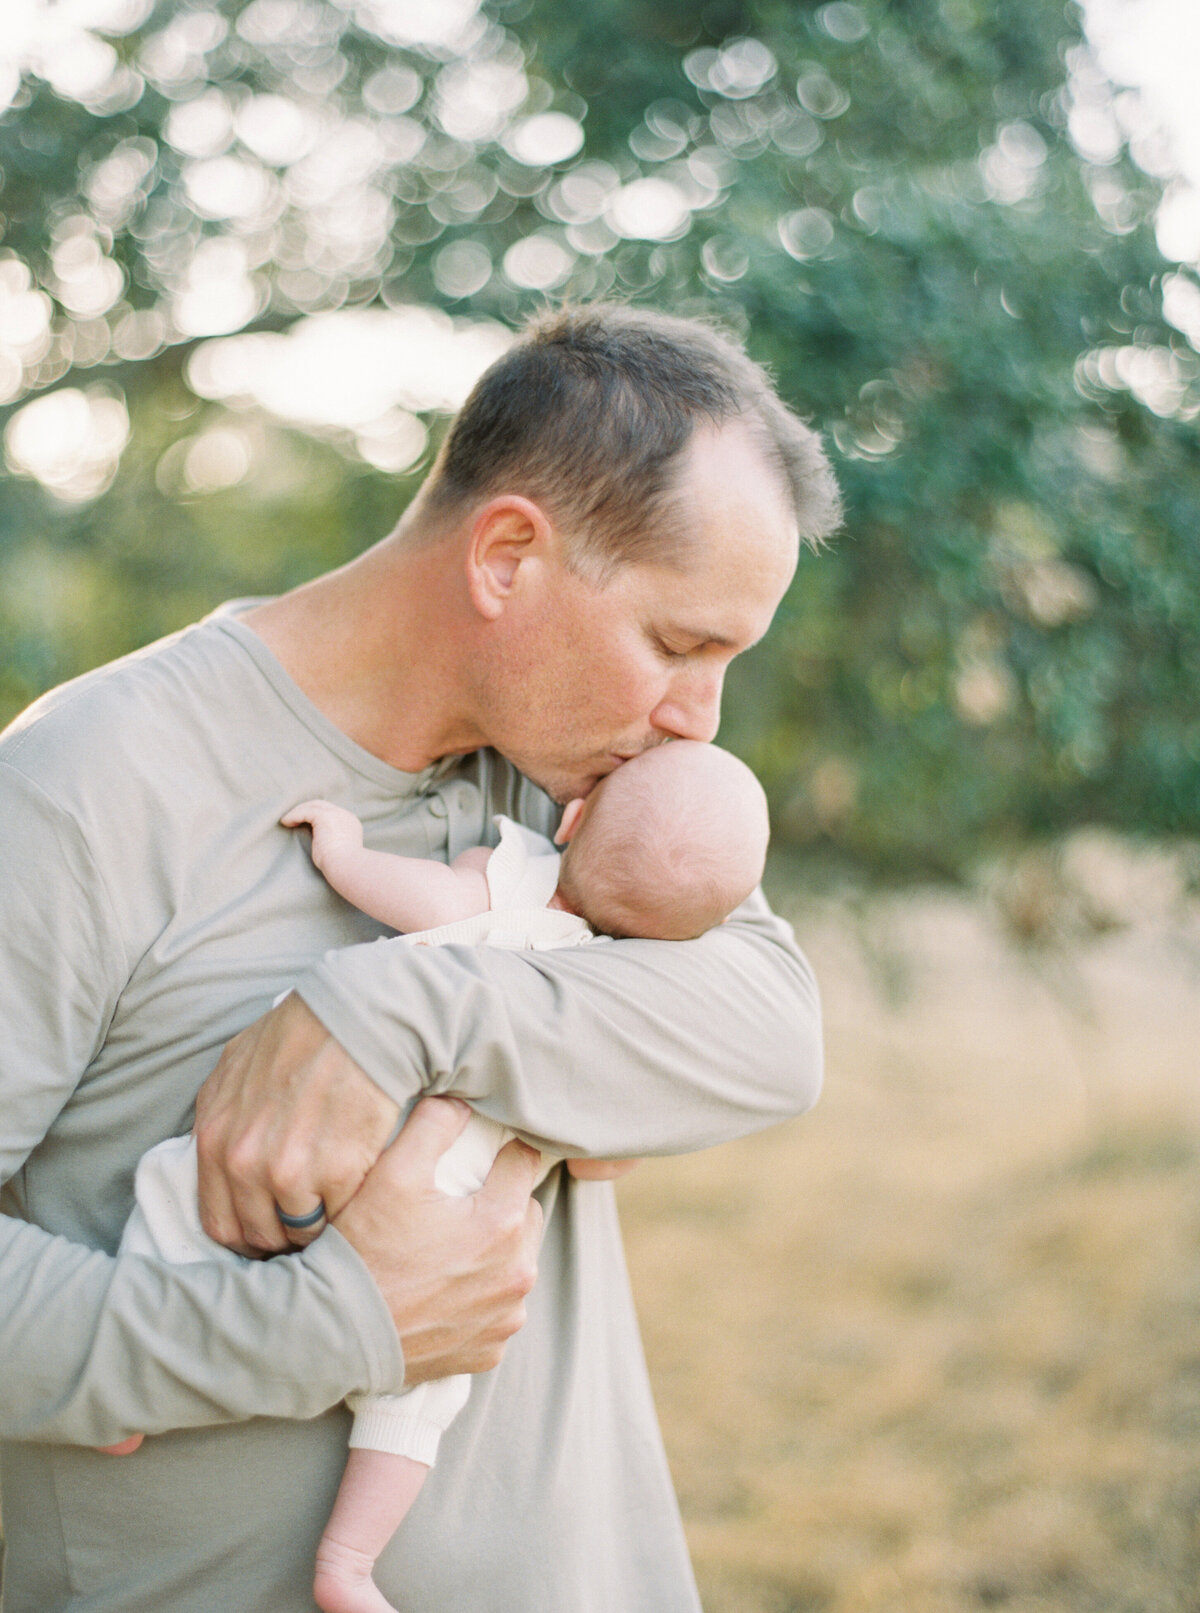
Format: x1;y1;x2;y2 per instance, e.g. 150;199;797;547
313;1536;398;1613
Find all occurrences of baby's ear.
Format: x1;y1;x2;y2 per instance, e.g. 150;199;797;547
554;798;587;845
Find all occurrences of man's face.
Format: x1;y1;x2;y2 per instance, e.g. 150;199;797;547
472;421;800;803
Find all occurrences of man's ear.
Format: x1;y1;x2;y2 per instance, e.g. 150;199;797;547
465;495;554;621
554;797;587;845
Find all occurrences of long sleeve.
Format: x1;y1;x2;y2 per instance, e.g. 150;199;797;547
295;888;822;1159
0;761;404;1447
0;1224;399;1445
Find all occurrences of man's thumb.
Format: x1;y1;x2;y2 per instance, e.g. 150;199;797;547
380;1095;473;1183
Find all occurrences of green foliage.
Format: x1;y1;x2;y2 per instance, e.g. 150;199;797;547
1;0;1198;877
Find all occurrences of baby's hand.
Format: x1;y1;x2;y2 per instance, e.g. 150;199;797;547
96;1434;144;1456
566;1158;643;1181
282;800;364;874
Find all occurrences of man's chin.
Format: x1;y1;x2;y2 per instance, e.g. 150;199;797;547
520;763;614;804
554;774;604;804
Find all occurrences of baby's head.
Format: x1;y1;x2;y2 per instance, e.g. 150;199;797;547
553;741;769;941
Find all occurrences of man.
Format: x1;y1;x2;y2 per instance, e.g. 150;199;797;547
0;305;840;1611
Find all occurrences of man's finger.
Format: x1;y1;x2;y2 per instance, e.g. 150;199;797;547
272;1191;328;1247
216;1126;298;1254
375;1095;474;1185
267;1135;336;1245
225;1173;294;1255
195;1129;261;1256
480;1134;544;1206
196;1131;299;1256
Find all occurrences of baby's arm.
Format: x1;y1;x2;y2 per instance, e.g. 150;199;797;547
282;802;491;932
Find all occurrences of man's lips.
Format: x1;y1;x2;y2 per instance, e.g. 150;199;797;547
576;744;660;793
609;740;667;765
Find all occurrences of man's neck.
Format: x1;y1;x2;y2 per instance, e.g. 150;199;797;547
243;535;485;772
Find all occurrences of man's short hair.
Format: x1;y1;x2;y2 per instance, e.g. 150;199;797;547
417;303;841;574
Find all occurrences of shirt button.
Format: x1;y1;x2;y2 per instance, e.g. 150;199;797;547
428;795;448;818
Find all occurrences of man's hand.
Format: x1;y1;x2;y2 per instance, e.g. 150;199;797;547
194;992;400;1256
334;1096;544;1383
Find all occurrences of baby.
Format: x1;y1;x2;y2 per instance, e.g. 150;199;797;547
111;739;770;1613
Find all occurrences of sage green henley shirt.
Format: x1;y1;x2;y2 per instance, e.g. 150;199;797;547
0;605;822;1612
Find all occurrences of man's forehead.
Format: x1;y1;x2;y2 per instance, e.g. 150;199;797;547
673;432;798;565
676;418;793;509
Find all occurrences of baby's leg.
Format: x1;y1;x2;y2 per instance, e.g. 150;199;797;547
314;1117;534;1611
319;1374;471;1611
313;1449;430;1613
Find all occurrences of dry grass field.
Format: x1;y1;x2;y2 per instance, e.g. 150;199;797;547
620;845;1200;1613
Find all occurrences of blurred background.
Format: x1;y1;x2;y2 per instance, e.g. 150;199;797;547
2;1;1200;1607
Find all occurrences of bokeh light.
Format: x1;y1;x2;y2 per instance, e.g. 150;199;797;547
606;179;691;241
503;113;585;167
5;385;130;501
185;306;510;466
778;208;836;260
433;239;493;299
502;234;575;289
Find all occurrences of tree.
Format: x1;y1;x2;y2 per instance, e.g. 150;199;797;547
2;0;1198;875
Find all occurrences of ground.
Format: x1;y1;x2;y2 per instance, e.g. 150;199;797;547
621;858;1200;1612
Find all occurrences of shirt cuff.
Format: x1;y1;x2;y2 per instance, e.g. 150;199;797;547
293;963;429;1111
299;1225;406;1396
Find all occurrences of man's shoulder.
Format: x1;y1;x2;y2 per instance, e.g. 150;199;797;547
0;610;244;808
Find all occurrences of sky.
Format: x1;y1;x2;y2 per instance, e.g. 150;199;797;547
1082;0;1200;262
1083;0;1200;181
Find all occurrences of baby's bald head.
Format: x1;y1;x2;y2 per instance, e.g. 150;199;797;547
555;741;769;941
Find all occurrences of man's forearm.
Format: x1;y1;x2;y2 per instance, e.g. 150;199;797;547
0;1214;401;1447
295;890;822;1159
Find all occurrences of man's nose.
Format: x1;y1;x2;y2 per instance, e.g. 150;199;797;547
652;668;724;743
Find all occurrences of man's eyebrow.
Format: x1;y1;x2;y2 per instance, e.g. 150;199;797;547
663;623;762;651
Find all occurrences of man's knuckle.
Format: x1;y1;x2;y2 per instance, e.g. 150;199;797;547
225;1137;261;1182
512;1258;538;1298
492;1205;526;1242
192;1119;220;1158
202;1212;235;1244
498;1301;527;1340
270;1155;310;1202
325;1157;369;1201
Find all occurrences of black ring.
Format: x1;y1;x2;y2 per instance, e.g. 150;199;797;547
276;1199;327;1231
